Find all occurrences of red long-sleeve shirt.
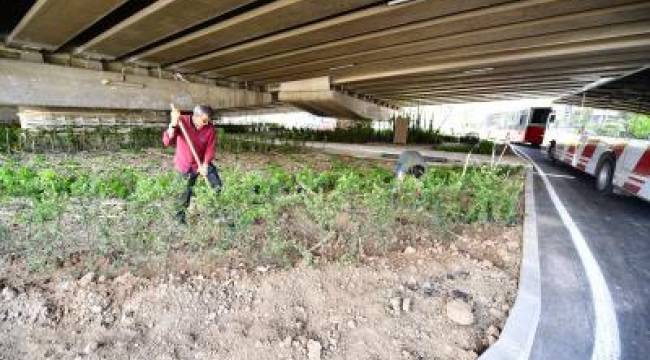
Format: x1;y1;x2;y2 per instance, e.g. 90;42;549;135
162;115;217;173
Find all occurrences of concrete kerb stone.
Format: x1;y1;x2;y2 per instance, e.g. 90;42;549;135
480;167;541;360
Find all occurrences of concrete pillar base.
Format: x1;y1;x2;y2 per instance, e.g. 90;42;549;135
393;116;410;145
336;118;357;129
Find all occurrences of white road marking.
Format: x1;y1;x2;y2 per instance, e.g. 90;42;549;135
511;146;620;360
544;173;576;179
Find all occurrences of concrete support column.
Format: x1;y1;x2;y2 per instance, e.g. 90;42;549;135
0;106;19;125
393;116;409;145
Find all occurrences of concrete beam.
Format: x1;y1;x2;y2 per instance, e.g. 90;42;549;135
384;87;580;98
333;36;650;84
344;55;650;90
394;92;568;105
385;87;584;100
363;72;630;95
0;59;270;111
351;66;641;93
175;0;510;73
277;77;394;121
130;0;378;65
198;0;643;77
353;56;649;102
211;3;650;79
240;20;650;82
76;0;255;60
368;80;591;96
7;0;128;51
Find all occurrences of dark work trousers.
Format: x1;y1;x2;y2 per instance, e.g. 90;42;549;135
176;163;222;223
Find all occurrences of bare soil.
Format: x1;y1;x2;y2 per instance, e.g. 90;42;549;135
0;225;520;360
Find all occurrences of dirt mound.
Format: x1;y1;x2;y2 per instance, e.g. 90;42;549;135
0;225;519;360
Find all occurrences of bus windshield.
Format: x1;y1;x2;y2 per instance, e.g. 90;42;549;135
530;108;551;124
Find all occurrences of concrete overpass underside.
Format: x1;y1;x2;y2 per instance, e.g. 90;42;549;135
556;67;650;114
1;0;650;120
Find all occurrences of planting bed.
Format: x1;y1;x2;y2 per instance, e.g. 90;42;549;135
0;148;524;360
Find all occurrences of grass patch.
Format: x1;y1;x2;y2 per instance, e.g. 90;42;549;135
1;150;524;275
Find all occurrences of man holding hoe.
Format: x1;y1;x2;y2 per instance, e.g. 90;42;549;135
163;104;222;224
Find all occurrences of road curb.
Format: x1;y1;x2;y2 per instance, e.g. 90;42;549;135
480;168;541;360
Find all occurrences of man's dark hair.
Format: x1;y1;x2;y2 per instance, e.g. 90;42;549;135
193;105;214;119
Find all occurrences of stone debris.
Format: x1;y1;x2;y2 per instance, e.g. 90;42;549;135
83;341;99;354
506;240;520;251
1;287;17;301
405;277;418;291
421;281;438;297
79;272;95;287
279;336;292;348
307;339;322;360
403;246;416;255
389;297;402;315
402;297;412;312
446;299;474;325
487;325;500;337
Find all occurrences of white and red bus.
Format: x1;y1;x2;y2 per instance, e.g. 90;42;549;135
545;106;650;201
486;107;552;146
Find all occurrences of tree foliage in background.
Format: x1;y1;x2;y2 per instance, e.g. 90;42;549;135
627;113;650;140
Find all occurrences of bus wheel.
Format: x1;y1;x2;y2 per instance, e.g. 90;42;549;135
547;141;557;163
595;155;615;193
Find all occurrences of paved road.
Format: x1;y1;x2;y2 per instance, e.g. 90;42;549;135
515;145;650;360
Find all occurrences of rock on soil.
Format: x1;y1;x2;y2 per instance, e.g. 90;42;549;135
307;339;322;360
446;299;475;326
403;246;417;255
1;287;17;301
78;272;95;287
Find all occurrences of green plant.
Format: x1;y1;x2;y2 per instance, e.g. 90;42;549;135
2;150;524;274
